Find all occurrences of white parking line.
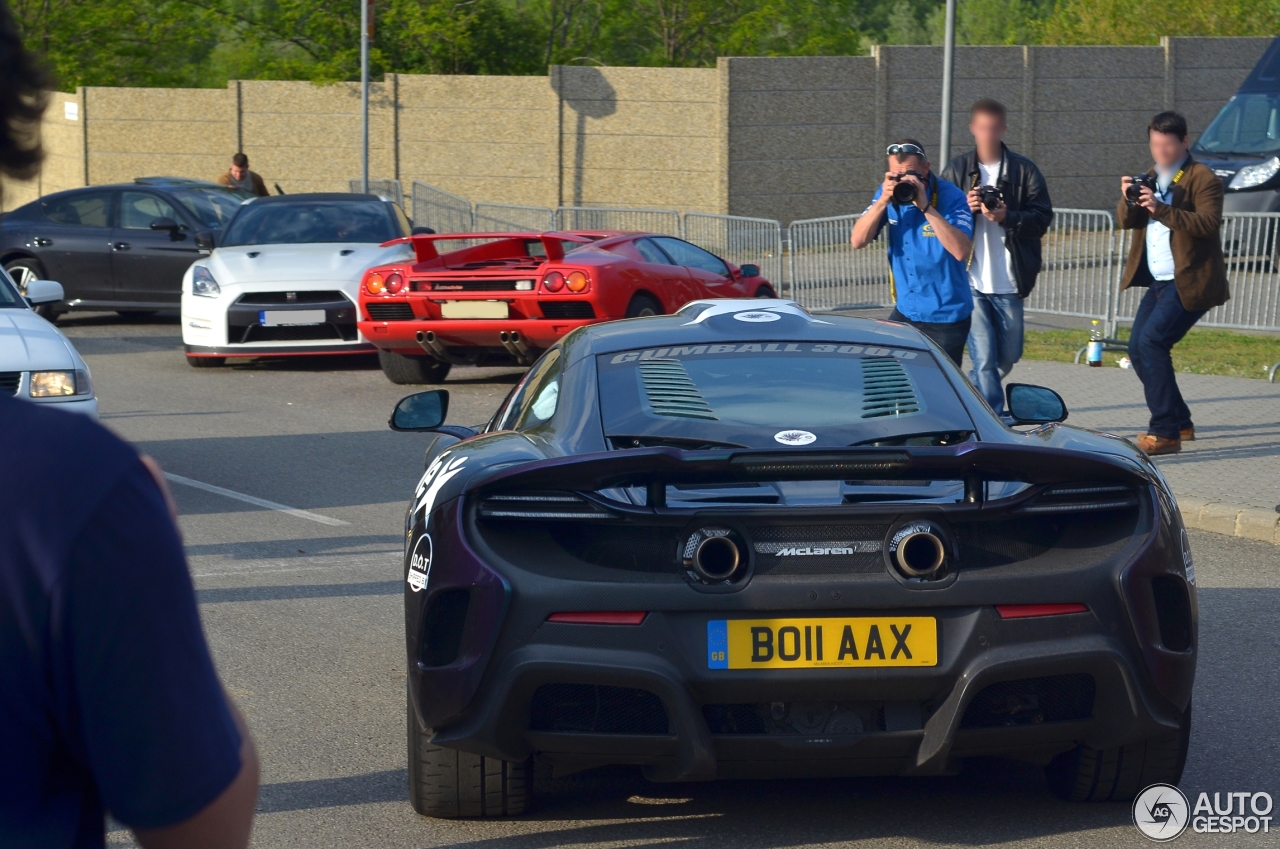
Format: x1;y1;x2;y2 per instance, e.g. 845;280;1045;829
163;473;350;527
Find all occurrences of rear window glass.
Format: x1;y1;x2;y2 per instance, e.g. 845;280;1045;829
598;342;974;449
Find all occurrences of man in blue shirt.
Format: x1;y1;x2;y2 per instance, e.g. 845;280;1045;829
851;139;975;365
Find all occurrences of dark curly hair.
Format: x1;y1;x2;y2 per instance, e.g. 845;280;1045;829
0;0;50;191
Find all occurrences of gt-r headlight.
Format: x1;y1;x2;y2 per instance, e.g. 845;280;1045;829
191;265;221;298
30;369;91;397
1229;156;1280;190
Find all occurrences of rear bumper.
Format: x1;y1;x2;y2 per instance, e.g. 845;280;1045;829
360;318;599;353
417;612;1183;781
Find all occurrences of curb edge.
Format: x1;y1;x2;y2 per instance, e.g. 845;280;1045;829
1176;494;1280;545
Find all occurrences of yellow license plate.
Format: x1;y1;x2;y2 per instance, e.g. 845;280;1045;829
707;617;937;669
440;300;509;319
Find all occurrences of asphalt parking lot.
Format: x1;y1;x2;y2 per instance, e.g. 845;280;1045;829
69;313;1280;849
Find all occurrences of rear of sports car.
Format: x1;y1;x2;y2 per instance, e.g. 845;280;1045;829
360;233;621;373
403;322;1196;817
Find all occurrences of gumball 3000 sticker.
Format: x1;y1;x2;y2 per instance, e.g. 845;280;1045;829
412;454;468;522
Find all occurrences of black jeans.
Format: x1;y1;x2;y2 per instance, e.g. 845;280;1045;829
888;309;971;366
1128;279;1207;439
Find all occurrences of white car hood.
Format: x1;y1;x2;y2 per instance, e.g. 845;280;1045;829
204;241;415;288
0;308;77;371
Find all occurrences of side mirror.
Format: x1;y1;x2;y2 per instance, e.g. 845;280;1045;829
390;390;477;440
1006;383;1068;425
150;217;180;232
24;279;64;305
412;226;436;235
195;230;216;251
740;263;760;278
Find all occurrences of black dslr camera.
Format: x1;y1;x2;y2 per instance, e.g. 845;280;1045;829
976;186;1002;211
1125;173;1158;205
890;171;925;205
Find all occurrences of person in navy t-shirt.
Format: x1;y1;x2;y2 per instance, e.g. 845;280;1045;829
0;395;259;848
851;138;975;365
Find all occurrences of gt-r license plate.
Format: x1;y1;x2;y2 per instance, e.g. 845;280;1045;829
260;309;325;326
440;301;508;320
707;617;937;670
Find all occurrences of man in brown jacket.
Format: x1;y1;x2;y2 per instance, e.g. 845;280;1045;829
1117;111;1229;456
214;152;269;197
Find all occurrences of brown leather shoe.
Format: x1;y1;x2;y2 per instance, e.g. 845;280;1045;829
1136;433;1182;455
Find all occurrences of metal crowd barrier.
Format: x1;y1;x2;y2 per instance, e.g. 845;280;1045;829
473;203;555;233
411;181;474;234
555;206;682;237
682;213;785;292
348;179;403;204
1025;208;1117;325
786;213;892;310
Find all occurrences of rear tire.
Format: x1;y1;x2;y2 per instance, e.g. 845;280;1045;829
407;697;531;818
625;294;662;318
1045;709;1191;802
379;349;452;385
187;356;225;368
754;285;776;298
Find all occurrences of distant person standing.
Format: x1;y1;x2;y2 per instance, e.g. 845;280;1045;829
943;98;1054;414
851;139;974;365
1118;111;1229;456
216;152;269;197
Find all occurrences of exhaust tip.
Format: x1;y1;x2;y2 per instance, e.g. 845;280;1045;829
510;330;522;343
886;520;950;580
415;330;426;342
693;535;742;582
499;331;510;342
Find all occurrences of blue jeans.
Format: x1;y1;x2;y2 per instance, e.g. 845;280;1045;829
1128;279;1206;439
967;291;1024;414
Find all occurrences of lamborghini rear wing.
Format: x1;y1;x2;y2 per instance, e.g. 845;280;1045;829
383;232;596;263
465;443;1151;508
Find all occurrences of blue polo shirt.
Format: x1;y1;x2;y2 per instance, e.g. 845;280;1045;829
0;395;243;848
867;174;974;323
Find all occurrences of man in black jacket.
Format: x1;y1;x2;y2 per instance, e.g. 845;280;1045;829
942;98;1054;414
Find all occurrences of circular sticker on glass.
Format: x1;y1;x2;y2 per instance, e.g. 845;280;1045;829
774;429;816;445
734;311;781;322
1132;783;1189;842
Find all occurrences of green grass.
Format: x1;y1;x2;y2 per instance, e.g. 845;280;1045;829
1021;327;1280;379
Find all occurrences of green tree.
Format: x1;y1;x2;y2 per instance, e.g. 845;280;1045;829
1040;0;1280;44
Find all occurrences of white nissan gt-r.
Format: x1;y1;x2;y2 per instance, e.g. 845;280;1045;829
181;193;418;367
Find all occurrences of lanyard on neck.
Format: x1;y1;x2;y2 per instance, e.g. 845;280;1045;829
971;151;1004;189
1159;155;1191;195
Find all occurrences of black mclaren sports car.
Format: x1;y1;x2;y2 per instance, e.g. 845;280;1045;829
389;299;1196;818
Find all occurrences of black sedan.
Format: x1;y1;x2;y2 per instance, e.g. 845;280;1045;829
387;299;1196;818
0;177;254;318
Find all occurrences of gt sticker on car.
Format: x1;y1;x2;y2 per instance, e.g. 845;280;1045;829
707;617;937;669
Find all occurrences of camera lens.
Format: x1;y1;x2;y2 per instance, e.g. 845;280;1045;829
892;180;917;205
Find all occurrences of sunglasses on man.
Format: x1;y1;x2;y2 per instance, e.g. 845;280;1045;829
886;143;926;158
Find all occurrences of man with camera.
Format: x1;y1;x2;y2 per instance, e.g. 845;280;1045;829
942;98;1054;414
1118;111;1229;456
851;139;974;365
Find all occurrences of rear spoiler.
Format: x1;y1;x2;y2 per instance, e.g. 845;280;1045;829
465;443;1149;507
382;232;594;263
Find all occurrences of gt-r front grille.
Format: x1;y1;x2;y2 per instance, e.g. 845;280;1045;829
240;324;351;343
0;372;19;396
960;674;1096;728
365;302;415;320
530;684;670;735
539;301;596;319
236;290;347;305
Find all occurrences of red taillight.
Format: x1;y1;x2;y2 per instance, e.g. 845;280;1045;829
996;603;1088;619
385;272;404;294
542;271;565;292
411;279;432;292
566;270;589;292
547;611;647;625
365;271;385;294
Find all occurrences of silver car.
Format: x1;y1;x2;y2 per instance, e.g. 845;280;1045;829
0;269;97;417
